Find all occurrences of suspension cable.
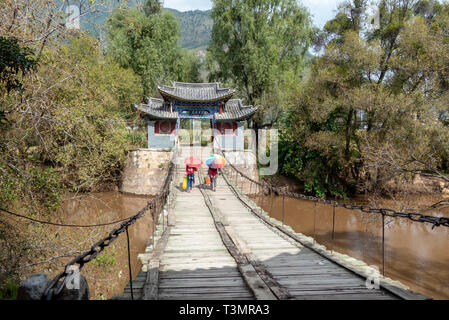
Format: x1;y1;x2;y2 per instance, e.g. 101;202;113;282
215;146;449;229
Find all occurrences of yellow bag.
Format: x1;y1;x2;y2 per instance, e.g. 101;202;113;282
182;176;188;190
205;176;211;185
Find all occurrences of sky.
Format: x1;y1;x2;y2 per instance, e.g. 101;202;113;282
163;0;343;29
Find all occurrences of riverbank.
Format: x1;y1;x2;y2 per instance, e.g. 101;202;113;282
265;174;449;199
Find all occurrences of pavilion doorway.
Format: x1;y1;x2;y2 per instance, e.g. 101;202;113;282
179;118;214;147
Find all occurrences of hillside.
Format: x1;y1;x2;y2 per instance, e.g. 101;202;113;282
165;9;212;50
76;3;212;51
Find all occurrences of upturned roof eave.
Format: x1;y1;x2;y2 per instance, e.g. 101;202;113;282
214;106;259;122
158;89;236;103
135;104;177;120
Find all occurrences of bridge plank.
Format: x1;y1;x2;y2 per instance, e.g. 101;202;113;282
218;171;402;301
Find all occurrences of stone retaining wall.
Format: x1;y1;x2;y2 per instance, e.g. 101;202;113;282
120;149;173;195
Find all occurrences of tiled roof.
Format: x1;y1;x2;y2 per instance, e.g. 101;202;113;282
135;98;178;120
158;82;235;102
215;99;258;121
136;97;258;122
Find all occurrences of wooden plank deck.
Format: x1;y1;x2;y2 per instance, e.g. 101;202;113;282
113;146;427;300
156;183;254;300
202;172;399;300
154;154;255;300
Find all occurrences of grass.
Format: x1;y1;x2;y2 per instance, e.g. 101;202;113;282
0;278;19;300
92;246;117;270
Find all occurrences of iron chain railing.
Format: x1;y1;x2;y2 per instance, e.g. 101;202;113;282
43;141;179;300
216;148;449;229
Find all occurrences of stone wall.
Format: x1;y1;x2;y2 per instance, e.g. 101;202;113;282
120;149;173;195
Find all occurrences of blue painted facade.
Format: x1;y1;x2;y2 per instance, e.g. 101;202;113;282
147;121;176;149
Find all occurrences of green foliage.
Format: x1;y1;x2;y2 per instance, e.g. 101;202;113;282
29;167;62;212
279;0;449;197
0;36;36;93
279;123;349;198
73;2;212;51
106;6;200;97
207;0;312;129
166;9;213;50
125;130;147;148
0;33;144;212
0;169;19;207
93;247;117;269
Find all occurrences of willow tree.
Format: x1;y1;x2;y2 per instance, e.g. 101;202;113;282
107;2;200;97
207;0;312;129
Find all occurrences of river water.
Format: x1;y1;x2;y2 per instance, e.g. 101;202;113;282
59;192;156;299
60;191;448;300
252;193;449;300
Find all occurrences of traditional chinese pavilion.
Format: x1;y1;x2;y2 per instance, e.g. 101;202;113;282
136;82;258;150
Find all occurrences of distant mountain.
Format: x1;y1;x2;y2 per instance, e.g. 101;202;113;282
164;9;212;50
74;2;212;51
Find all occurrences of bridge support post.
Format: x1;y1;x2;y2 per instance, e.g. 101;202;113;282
382;213;386;276
313;203;317;245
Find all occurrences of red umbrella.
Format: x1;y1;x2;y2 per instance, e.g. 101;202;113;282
184;156;203;168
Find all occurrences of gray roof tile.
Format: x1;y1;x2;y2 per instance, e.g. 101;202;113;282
137;97;258;121
158;82;235;102
135;98;178;120
215;99;258;121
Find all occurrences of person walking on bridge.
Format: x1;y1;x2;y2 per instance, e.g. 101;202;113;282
208;167;218;192
206;154;226;192
185;165;197;192
184;156;202;193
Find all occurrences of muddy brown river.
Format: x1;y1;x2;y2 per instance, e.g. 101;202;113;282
60;192;156;299
60;191;448;300
252;193;449;300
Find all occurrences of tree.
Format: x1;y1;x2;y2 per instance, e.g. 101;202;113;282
0;36;36;93
207;0;312;129
106;4;200;97
279;0;449;197
0;1;146;293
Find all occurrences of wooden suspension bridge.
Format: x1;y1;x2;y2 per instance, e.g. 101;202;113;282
111;146;428;301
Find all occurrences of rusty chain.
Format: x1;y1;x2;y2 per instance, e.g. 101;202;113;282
43;146;177;300
218;149;449;229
